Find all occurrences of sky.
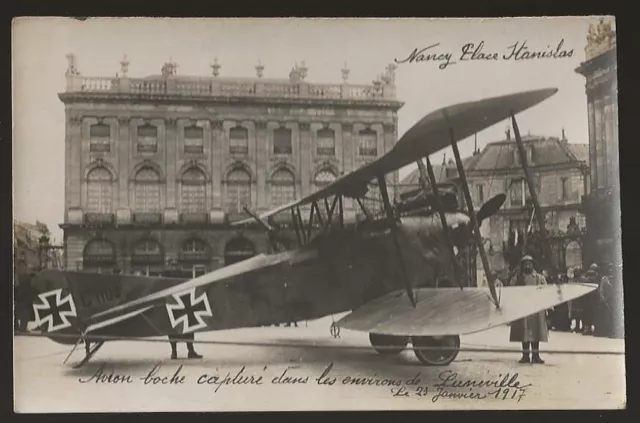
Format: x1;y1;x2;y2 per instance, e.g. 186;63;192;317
12;16;604;243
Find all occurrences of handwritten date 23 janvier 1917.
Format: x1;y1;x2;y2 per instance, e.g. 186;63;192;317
391;371;531;403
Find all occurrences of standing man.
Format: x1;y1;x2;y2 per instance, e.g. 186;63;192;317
594;264;614;337
581;264;600;335
509;255;549;364
169;333;203;360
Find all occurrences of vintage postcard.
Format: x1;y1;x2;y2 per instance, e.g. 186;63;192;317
12;17;624;412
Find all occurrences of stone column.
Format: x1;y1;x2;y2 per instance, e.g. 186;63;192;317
299;122;311;197
383;122;397;200
207;120;224;224
66;114;84;224
210;120;224;208
255;120;268;211
164;117;179;224
342;123;354;174
341;123;356;223
116;117;132;224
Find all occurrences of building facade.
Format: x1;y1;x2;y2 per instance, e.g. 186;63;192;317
574;18;623;337
400;133;590;284
59;56;404;276
14;221;62;275
574;18;620;268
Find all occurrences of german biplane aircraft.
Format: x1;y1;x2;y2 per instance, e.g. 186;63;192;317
28;88;597;368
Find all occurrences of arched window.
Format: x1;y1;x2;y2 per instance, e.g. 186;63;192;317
90;124;111;152
178;238;210;276
226;169;252;214
317;128;335;156
313;169;336;192
179;238;209;262
137;124;158;154
131;239;164;275
273;127;292;155
134;167;161;213
83;238;116;271
184;125;204;154
270;169;296;207
230;126;249;155
358;128;377;156
224;236;256;266
87;167;113;213
181;167;206;213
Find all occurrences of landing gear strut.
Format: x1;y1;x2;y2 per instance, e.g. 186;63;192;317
72;340;105;369
369;333;408;355
412;335;460;366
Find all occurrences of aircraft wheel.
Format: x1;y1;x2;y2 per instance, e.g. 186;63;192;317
369;333;408;355
412;335;460;366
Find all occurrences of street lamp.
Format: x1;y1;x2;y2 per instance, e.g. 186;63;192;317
38;235;48;270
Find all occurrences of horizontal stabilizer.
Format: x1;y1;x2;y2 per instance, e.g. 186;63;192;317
337;283;596;337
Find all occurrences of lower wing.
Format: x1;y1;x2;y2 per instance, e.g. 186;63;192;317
337;283;597;336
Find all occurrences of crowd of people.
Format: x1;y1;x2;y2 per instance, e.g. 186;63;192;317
555;263;621;338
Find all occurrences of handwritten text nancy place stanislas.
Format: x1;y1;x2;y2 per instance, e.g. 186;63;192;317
395;40;574;70
78;362;532;403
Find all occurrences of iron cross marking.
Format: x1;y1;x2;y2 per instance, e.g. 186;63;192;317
166;289;213;333
33;289;77;332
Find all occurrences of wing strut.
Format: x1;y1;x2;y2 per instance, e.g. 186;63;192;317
417;157;463;290
448;128;500;308
377;175;417;308
511;114;554;274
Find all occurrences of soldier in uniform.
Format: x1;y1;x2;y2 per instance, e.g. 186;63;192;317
169;333;203;360
509;255;549;364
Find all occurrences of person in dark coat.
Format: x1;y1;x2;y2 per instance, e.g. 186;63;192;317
581;264;600;335
594;264;614;338
169;333;202;360
509;255;549;364
15;272;37;333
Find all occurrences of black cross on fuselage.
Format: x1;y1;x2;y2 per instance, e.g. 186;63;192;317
171;292;209;329
38;292;74;329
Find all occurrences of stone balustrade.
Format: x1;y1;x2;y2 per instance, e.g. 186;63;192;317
65;74;396;101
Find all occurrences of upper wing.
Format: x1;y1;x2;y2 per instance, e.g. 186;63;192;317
233;88;558;226
337;283;595;336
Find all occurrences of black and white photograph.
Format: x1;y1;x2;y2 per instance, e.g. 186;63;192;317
12;16;624;412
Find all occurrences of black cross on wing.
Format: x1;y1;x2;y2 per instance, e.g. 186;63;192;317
33;289;77;332
165;289;213;333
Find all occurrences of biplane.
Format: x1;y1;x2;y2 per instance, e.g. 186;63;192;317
28;88;597;368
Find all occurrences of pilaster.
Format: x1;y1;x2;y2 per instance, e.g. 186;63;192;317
117;117;131;224
255;120;268;210
164;117;178;224
211;120;224;208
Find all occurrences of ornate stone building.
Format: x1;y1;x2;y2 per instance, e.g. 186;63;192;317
574;18;620;268
59;55;403;276
575;18;623;337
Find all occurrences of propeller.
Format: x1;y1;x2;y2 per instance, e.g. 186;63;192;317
477;194;507;224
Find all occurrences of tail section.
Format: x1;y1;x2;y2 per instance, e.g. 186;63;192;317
29;269;186;345
30;269;84;345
